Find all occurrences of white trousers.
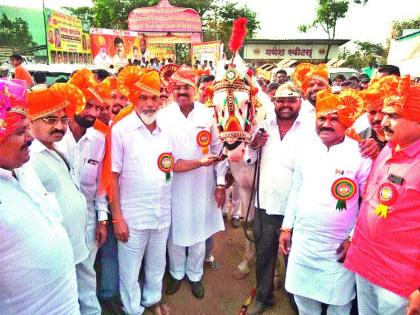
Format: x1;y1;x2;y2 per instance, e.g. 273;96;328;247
118;227;169;315
167;238;206;282
356;274;408;315
76;246;101;315
294;295;352;315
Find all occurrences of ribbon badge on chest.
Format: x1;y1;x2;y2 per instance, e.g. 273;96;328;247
157;152;174;182
196;130;212;154
374;183;398;218
331;177;357;210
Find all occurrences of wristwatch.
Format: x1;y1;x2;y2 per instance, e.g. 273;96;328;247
98;220;108;226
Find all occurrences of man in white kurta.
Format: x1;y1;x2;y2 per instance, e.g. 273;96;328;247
110;69;172;315
56;98;109;315
158;65;226;299
280;89;372;315
246;83;315;314
27;87;90;307
0;95;80;315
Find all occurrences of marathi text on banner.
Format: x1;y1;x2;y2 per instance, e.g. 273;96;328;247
44;9;92;64
191;41;222;65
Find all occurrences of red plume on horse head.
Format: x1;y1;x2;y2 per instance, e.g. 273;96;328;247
229;17;248;55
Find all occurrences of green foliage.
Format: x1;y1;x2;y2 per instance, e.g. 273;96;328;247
391;16;420;38
63;6;95;32
64;0;260;57
0;13;37;51
299;0;367;61
338;40;387;70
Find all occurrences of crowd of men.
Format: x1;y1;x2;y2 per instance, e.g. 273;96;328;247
1;51;419;315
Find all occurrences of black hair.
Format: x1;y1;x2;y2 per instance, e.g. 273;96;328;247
93;69;110;81
33;71;47;84
10;53;23;62
197;75;215;88
348;76;360;83
113;36;123;46
266;82;280;94
276;69;287;76
378;64;400;77
333;74;346;82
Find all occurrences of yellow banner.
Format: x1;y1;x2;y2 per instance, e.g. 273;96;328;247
45;9;92;64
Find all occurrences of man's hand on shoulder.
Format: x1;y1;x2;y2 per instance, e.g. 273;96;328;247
359;138;380;159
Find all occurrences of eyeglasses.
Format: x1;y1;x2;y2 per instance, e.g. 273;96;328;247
41;116;68;125
272;97;300;104
173;84;193;91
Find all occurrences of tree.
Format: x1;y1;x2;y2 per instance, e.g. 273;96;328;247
391;16;420;39
338;40;386;70
0;14;37;52
298;0;367;61
64;0;260;49
202;1;260;56
63;6;95;32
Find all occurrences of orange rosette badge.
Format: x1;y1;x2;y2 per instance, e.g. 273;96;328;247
196;130;212;154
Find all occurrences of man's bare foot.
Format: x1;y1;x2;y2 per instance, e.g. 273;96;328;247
150;303;170;315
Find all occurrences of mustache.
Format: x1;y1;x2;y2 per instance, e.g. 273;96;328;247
21;140;33;150
178;94;189;98
383;126;394;133
49;129;65;136
278;106;294;111
320;127;335;132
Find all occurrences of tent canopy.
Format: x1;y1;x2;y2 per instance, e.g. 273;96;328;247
128;0;202;42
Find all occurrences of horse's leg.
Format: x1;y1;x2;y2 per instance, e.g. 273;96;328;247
231;164;256;279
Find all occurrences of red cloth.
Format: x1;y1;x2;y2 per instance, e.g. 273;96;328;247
345;139;420;298
14;64;34;86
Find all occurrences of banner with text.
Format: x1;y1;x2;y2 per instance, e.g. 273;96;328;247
191;41;222;65
44;9;92;64
90;28;176;66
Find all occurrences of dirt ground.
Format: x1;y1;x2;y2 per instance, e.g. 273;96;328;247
102;218;297;315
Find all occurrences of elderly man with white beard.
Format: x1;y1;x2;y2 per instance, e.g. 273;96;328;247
110;68;173;315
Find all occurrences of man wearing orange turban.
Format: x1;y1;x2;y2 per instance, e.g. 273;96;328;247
111;68;171;315
1;79;80;314
158;65;227;300
61;69;112;315
292;63;330;123
28;83;108;315
280;89;372;315
345;78;420;315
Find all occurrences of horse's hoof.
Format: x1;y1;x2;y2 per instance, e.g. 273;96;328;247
232;269;249;280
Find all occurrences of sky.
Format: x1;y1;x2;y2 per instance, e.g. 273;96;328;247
0;0;419;45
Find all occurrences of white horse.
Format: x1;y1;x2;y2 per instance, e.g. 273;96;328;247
209;56;273;278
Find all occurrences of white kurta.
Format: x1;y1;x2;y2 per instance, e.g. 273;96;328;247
251;109;315;216
283;136;372;305
57;127;108;249
158;101;226;247
111;111;172;231
0;167;79;315
29;139;89;264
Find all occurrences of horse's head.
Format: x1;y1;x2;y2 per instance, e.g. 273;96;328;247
208;58;260;162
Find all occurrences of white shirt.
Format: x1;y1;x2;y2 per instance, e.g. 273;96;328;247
111;111;172;231
158;101;226;246
283;136;372;305
29;139;89;264
253;110;313;216
0;167;80;315
57;127;109;223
